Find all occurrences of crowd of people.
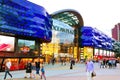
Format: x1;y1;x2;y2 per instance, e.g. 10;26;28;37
24;58;46;80
99;59;118;68
3;57;119;80
3;58;46;80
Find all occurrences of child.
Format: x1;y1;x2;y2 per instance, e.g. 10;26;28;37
40;66;46;80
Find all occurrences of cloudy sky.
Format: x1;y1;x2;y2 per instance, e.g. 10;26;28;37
28;0;120;37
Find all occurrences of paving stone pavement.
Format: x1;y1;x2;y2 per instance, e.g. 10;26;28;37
0;63;120;80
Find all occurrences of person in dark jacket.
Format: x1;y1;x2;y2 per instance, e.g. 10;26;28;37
70;58;75;69
24;61;32;78
35;58;41;78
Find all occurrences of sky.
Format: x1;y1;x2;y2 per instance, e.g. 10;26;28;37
28;0;120;37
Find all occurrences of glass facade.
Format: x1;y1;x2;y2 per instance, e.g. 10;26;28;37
42;19;74;62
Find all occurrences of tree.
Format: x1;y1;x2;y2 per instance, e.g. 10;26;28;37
113;41;120;57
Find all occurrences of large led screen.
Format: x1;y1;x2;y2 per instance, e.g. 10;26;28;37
0;35;15;51
18;39;35;53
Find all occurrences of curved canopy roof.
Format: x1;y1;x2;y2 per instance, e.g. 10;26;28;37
81;26;113;50
0;0;52;42
51;9;84;28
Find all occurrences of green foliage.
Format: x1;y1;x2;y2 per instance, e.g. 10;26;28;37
113;41;120;57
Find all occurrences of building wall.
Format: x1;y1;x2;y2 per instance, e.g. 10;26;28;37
112;25;117;40
112;23;120;41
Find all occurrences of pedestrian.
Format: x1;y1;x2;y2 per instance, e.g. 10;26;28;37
52;58;55;65
99;60;103;68
61;58;63;65
24;60;32;78
31;61;36;78
4;59;13;80
40;65;46;80
70;58;75;69
86;58;95;80
35;58;41;78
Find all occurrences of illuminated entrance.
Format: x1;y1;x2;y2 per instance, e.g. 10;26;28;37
41;19;74;62
51;9;84;61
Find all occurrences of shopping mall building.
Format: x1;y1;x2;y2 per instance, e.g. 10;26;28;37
0;0;53;71
0;0;84;71
0;0;115;71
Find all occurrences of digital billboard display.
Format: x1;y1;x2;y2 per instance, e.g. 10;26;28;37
18;39;35;53
0;35;15;51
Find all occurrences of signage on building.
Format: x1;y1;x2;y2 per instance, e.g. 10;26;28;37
52;26;74;34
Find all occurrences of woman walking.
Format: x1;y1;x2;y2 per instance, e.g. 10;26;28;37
40;66;46;80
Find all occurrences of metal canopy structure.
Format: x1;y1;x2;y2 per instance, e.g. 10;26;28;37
51;9;84;28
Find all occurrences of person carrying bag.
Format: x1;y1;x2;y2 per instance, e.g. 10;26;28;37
86;58;96;80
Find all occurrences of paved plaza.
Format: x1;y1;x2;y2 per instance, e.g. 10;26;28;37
0;63;120;80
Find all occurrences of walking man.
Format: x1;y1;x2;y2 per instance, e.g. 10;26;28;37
4;59;12;80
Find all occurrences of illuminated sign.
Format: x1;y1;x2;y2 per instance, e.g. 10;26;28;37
52;19;74;34
0;35;15;52
18;39;35;53
0;0;52;42
52;26;74;34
